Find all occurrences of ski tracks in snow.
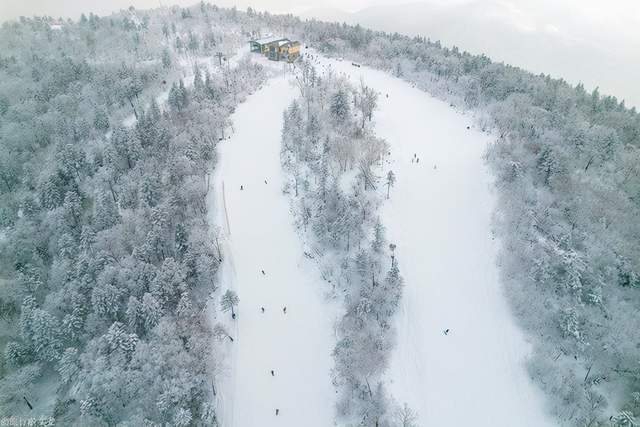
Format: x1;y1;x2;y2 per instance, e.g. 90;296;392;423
210;73;336;427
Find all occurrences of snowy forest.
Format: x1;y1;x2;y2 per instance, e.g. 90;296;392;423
0;2;639;426
0;4;266;424
281;60;406;425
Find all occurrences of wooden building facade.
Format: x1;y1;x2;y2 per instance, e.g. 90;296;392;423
249;36;301;62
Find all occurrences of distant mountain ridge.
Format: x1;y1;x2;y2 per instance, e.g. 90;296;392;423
300;1;639;108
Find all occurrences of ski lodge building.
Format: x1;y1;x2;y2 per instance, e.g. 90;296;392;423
249;36;301;62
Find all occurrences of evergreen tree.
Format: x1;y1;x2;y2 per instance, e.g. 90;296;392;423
330;89;351;124
193;64;204;95
94;191;120;231
161;47;171;69
94;107;110;131
385;170;395;199
57;347;79;383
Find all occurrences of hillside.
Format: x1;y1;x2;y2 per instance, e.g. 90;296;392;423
0;3;639;427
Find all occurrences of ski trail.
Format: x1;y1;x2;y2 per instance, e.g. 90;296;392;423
211;74;336;426
309;52;554;426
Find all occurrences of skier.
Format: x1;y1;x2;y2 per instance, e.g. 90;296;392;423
261;270;265;275
261;307;265;313
240;185;243;190
276;409;280;416
416;157;420;163
443;328;450;335
232;313;236;320
264;179;268;184
271;370;275;376
283;306;287;314
434;164;437;170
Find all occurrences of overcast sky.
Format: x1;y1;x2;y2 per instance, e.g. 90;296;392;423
3;0;639;23
2;0;639;106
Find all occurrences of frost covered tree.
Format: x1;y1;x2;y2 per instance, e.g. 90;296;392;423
161;47;172;68
385;170;395;199
330;89;351;124
281;61;403;424
0;7;266;422
356;78;378;129
168;79;189;112
394;403;418;427
220;289;239;318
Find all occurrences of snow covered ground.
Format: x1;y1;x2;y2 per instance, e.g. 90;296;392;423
307;52;555;426
206;45;554;426
210;72;336;426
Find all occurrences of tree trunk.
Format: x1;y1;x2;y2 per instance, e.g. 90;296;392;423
584;155;595;171
128;97;138;119
584;364;592;382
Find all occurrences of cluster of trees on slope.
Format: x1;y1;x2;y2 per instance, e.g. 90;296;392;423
284;17;640;427
281;60;414;426
0;4;266;425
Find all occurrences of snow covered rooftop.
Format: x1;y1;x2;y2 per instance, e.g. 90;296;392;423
251;36;287;45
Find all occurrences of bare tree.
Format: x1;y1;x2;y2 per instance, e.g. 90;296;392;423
220;289;239;318
394;403;418;427
356;77;379;129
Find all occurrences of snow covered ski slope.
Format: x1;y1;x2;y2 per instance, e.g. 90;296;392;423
211;74;336;426
308;53;554;426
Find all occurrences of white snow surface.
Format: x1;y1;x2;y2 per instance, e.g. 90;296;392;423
306;51;555;426
211;73;336;426
208;44;555;426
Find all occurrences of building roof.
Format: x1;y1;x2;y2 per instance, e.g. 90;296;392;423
251;36;288;46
